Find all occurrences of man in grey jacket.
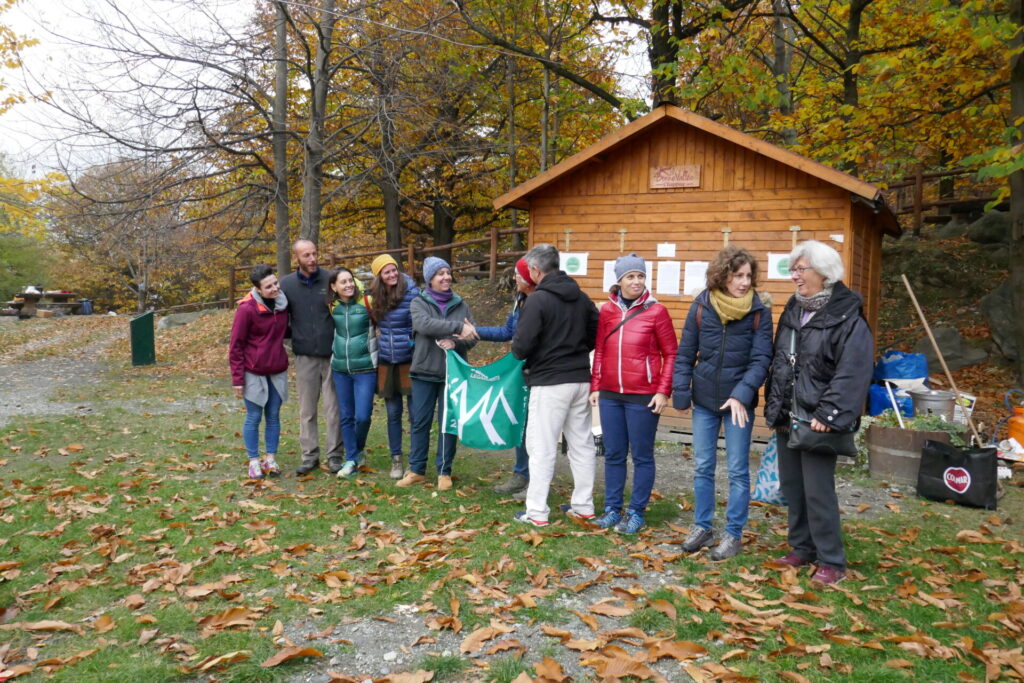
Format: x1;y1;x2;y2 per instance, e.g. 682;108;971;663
279;240;343;474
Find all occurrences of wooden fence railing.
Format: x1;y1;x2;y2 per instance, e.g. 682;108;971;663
228;226;528;304
880;167;1001;235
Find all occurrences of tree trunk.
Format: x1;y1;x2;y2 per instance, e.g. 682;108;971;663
839;0;869;174
506;55;522;250
272;1;291;276
299;0;337;246
432;196;455;263
1011;0;1024;383
772;0;797;145
382;180;403;250
648;0;677;106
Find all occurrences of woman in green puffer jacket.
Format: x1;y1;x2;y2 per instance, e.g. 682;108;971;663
327;267;378;478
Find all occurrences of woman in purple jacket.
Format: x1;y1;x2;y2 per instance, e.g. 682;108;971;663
229;264;289;479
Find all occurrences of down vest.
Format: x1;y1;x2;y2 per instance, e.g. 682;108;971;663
672;289;774;413
591;290;677;396
376;273;419;364
763;282;873;432
330;294;378;374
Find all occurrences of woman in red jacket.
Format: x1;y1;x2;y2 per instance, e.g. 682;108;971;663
588;254;678;533
229;264;289;479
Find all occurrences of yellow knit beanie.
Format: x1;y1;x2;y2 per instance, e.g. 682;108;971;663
371;254;399;277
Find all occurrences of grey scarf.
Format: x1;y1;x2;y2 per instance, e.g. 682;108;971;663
796;285;833;312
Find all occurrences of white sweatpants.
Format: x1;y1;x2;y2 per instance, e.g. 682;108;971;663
524;382;596;522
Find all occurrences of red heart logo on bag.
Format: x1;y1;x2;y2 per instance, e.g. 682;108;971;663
943;467;971;494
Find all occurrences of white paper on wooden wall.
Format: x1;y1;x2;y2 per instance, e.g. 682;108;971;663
656;261;680;295
683;262;708;296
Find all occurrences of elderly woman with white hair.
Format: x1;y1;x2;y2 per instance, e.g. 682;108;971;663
763;240;873;586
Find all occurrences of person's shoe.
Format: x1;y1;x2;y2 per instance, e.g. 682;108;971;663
614;511;646;535
512;488;527;501
327;457;345;474
437;475;453;491
811;565;846;585
261;455;281;477
396;472;425;487
681;526;715;553
709;535;743;561
513;511;549;527
337;460;358;479
775;551;814;567
389;455;404;480
558;503;595;521
594;509;622;530
295;461;319;475
494;473;529;495
248;459;264;479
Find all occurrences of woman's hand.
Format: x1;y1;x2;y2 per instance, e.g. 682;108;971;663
810;417;831;432
233;386;244;399
458;319;478;340
648;393;668;414
720;397;749;428
437;339;456;351
589;391;599;407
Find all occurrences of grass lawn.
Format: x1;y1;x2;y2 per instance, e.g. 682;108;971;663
1;315;1022;682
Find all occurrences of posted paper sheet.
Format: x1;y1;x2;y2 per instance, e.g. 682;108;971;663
683;261;708;296
656;261;680;295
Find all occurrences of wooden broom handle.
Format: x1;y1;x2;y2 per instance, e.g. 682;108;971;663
900;274;983;445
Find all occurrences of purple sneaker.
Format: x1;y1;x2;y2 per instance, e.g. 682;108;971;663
811;566;846;585
775;551;813;567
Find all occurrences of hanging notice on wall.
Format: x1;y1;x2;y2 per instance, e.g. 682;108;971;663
683;261;708;296
603;260;653;292
767;253;791;280
657;243;676;258
559;252;589;276
656;261;680;296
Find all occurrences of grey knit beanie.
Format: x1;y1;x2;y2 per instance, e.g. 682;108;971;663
423;256;450;285
614;253;646;282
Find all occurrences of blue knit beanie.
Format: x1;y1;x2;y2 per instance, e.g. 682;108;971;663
614;253;646;282
423;256;450;285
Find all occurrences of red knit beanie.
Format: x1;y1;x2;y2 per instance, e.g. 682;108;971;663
515;257;536;286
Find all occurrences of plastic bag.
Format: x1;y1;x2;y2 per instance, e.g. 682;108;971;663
868;384;913;417
873;350;928;381
752;433;786;505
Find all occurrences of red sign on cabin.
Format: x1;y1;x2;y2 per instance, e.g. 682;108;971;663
650;165;701;189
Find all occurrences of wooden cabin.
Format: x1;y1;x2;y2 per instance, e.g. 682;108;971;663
493;104;900;444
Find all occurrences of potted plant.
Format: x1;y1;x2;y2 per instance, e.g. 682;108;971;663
862;411;967;486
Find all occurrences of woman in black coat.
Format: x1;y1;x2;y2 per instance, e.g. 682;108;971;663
763;240;872;586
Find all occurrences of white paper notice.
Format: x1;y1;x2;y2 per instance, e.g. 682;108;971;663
767;253;791;280
656;261;680;295
560;252;588;276
656;243;676;258
602;261;617;291
683;261;708;296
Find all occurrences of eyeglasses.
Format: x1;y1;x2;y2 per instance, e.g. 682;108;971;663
789;266;814;275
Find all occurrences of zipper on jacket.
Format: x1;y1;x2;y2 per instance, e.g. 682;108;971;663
715;318;728;409
344;303;352;373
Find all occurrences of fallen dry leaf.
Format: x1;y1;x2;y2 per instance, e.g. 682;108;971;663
260;646;323;668
0;620;84;636
193;650;251;672
380;671;434;683
92;615;116;634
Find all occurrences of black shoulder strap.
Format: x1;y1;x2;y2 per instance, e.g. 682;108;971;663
604;301;652;343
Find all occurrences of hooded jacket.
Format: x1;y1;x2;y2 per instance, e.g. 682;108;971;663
376;273;419;365
672;289;774;412
409;289;476;380
511;270;599;387
591;289;677;396
279;268;333;357
330;291;378;374
229;289;289;386
763;281;873;432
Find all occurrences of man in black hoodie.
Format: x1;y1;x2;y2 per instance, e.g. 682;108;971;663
511;244;599;527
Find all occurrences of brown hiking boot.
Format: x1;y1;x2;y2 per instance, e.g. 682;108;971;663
396;472;425;487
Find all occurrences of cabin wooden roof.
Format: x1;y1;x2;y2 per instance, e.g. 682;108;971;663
493;104;900;235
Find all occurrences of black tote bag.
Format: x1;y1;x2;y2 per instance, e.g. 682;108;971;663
916;439;998;510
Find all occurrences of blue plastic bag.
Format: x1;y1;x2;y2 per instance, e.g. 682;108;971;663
868;383;913;417
752;433;786;506
873;350;928;381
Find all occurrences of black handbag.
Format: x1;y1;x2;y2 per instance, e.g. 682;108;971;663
916;439;998;509
785;329;857;457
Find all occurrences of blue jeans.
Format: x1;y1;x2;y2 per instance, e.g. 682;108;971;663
333;371;376;463
384;394;411;456
691;403;754;539
409;378;456;476
600;397;660;515
513;444;529;479
243;381;282;459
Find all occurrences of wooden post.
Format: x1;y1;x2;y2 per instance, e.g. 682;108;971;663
228;266;236;304
789;224;802;247
618;228;627;252
564;228;572;252
406;243;416;280
489;226;499;281
913;167;924;236
721;226;732;246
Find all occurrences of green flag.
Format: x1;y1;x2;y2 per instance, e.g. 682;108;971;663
443;351;529;450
